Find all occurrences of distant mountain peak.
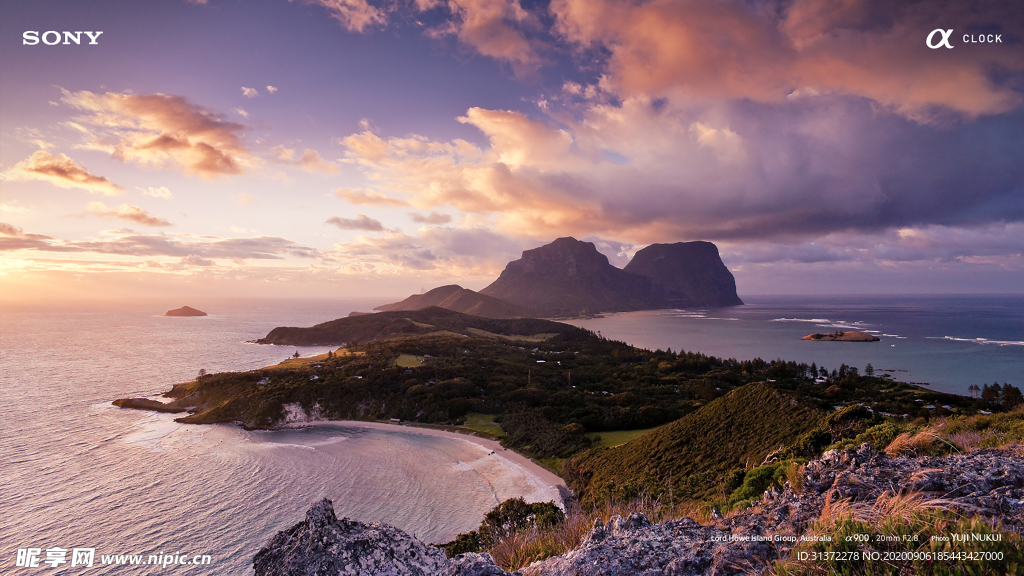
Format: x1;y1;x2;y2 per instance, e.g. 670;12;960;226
378;237;742;319
625;242;743;307
481;237;654;316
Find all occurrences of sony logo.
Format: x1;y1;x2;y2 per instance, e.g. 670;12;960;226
23;31;104;45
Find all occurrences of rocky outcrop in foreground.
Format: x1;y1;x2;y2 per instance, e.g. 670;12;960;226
253;499;450;575
256;446;1024;575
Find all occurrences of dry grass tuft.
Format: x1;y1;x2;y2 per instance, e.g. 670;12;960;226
884;430;941;456
783;462;806;494
491;512;592;571
815;489;957;529
868;490;957;524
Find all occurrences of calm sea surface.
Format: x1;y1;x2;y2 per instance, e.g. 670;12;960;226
565;295;1023;395
0;299;556;575
1;295;1021;574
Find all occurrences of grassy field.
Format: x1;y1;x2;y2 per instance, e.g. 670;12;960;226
463;412;507;438
586;426;665;448
465;327;558;342
405;319;436;328
395;354;425;368
266;348;362;370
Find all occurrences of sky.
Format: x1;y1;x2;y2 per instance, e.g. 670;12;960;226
1;0;1022;302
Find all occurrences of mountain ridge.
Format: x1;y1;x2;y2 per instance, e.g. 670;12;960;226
375;285;539;319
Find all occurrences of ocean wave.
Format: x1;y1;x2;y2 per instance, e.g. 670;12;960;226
771;318;832;323
928;336;1024;347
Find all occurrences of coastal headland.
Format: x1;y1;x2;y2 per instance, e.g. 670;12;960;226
114;307;1011;506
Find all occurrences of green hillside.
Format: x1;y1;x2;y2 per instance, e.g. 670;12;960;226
563;383;823;505
255;306;584;346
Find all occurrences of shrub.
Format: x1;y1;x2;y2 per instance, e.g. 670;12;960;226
441;498;567;557
727;459;806;509
851;421;906;451
442;530;481;557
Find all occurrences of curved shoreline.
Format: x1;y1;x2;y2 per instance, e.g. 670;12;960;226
283;419;569;508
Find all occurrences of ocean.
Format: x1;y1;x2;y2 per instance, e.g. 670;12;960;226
0;299;558;575
1;295;1021;573
563;295;1024;395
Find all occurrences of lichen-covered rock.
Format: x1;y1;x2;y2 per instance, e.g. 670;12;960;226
445;552;519;576
253;499;449;576
524;513;772;576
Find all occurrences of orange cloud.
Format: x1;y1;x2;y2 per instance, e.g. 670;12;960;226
2;150;124;196
551;0;1024;118
411;211;452;224
335;188;409;207
87;202;173;226
301;0;388;32
61;90;252;178
326;214;386;231
429;0;546;76
271;146;338;173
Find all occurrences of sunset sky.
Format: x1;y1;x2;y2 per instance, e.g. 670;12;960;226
1;0;1021;302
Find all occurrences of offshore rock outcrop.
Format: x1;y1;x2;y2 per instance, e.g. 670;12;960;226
164;305;207;316
256;446;1024;575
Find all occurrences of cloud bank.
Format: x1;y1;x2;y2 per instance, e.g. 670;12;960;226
62;90;252;178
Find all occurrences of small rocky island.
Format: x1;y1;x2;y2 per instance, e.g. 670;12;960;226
164;306;208;317
802;330;879;342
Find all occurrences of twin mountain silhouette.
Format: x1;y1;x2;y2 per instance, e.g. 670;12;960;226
376;237;742;318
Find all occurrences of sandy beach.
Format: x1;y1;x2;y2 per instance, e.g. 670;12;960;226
285;419;568;508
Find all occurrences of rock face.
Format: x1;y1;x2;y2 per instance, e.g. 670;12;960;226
164;306;207;317
253;499;449;576
255;447;1024;576
480;237;656;316
480;237;741;316
624;242;743;307
376;285;538;319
